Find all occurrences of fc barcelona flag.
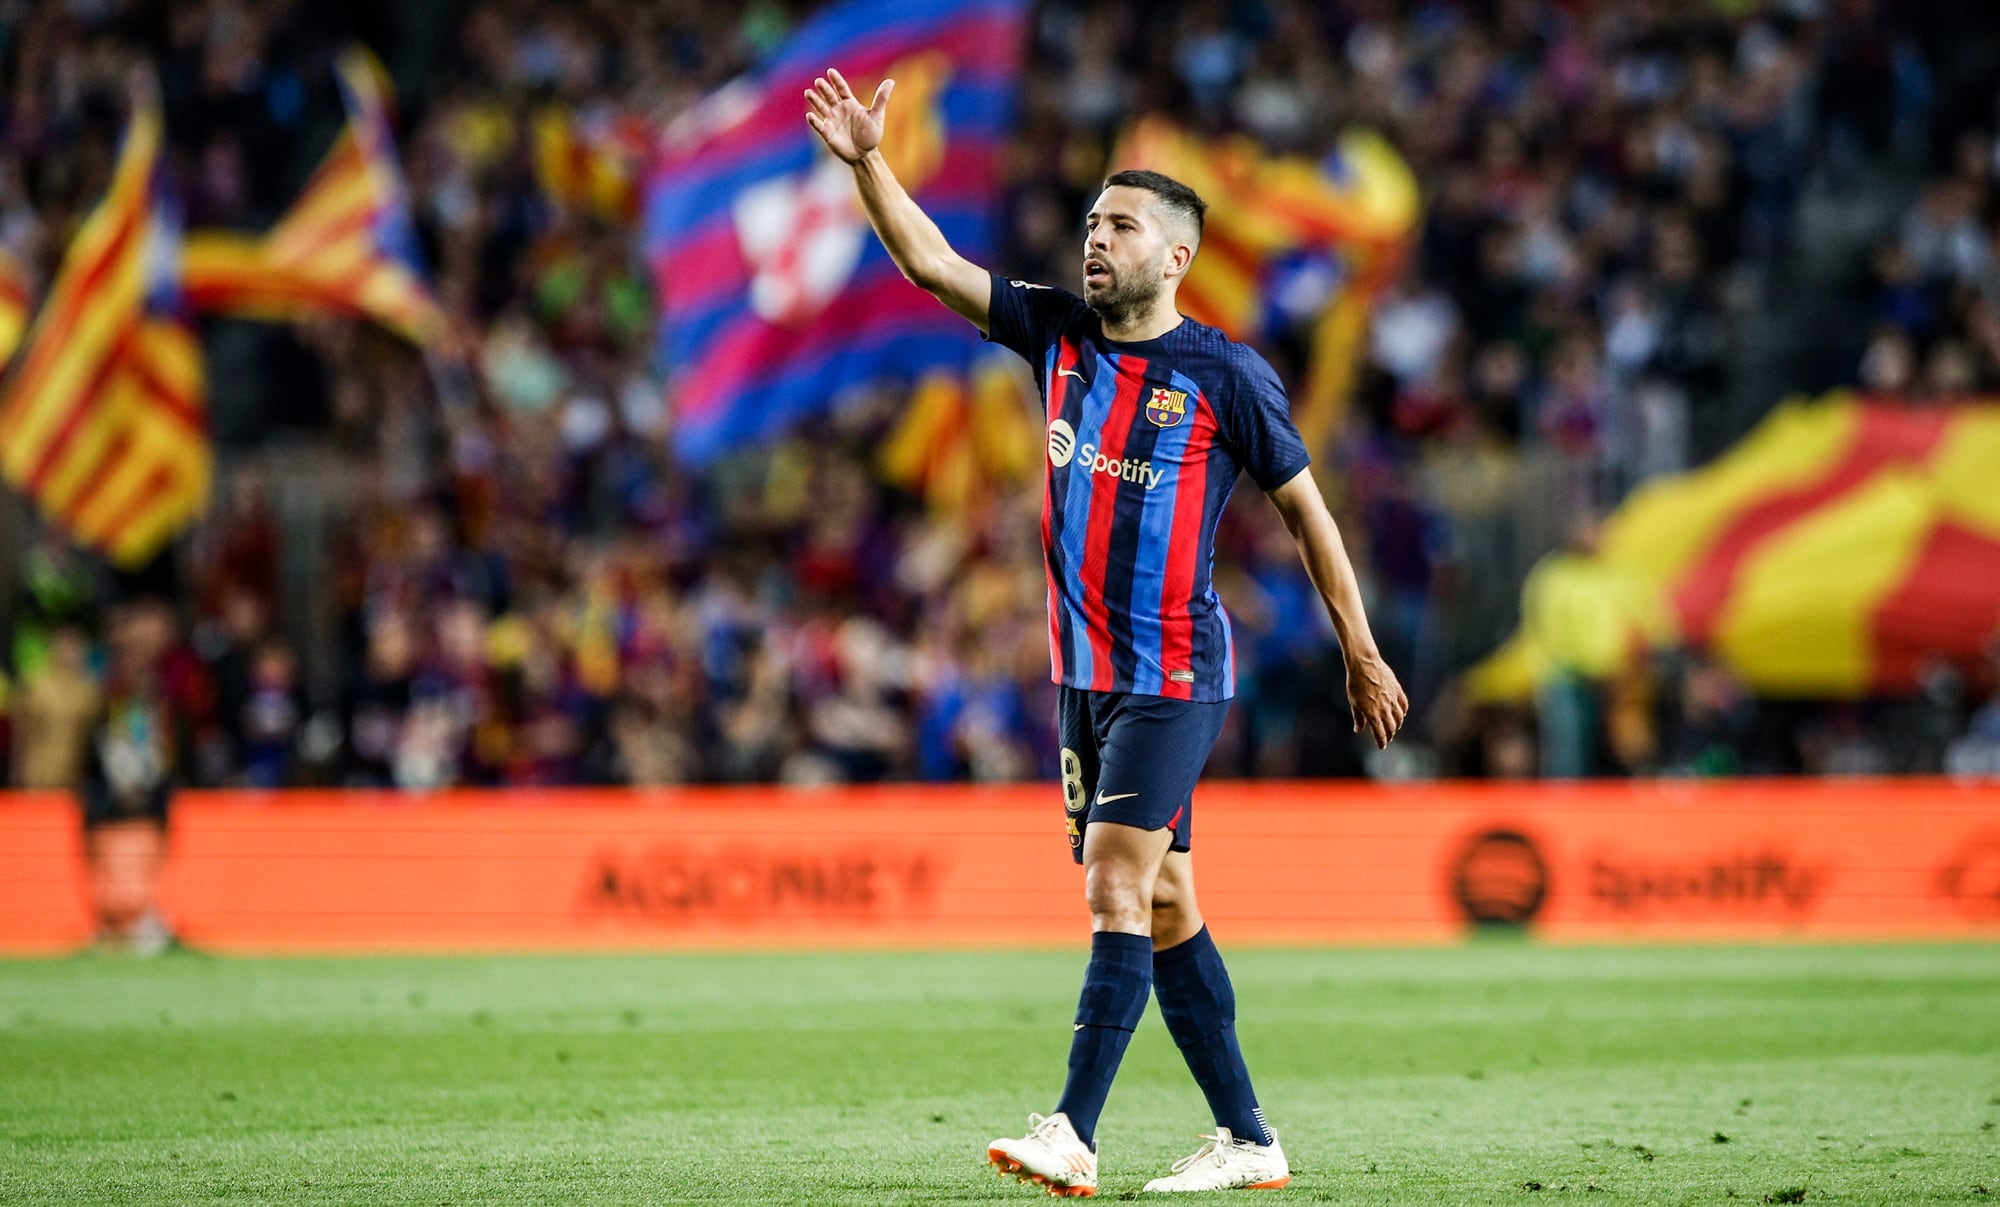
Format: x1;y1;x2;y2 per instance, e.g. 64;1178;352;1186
645;0;1028;465
0;103;210;567
181;48;442;344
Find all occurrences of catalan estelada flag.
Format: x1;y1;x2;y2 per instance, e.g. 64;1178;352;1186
0;246;30;368
1107;118;1419;450
877;354;1038;518
1466;395;2000;701
0;103;211;567
181;48;442;343
645;0;1027;465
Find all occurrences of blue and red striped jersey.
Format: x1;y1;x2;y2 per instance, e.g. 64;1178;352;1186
983;273;1311;702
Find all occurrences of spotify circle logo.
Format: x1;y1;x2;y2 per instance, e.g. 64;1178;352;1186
1048;418;1076;467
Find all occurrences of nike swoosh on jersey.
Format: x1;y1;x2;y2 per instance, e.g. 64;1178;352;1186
1057;367;1085;381
1094;790;1140;805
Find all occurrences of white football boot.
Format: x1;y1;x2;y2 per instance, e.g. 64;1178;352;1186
987;1112;1098;1197
1142;1128;1290;1192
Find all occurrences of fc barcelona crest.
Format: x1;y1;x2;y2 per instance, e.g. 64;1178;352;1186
1146;387;1188;428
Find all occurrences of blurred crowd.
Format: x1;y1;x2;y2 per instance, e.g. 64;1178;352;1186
3;0;2000;792
1859;106;2000;399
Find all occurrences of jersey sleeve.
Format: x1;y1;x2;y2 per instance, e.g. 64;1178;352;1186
981;272;1087;366
1220;345;1313;491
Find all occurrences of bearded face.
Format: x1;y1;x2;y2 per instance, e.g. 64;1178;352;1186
1081;186;1178;328
1082;248;1166;326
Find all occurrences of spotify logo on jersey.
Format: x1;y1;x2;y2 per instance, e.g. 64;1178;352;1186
1048;418;1077;467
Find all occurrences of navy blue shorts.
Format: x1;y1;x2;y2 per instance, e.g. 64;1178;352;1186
1056;686;1230;864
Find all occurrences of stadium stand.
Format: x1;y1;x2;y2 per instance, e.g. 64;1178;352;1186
2;0;1999;789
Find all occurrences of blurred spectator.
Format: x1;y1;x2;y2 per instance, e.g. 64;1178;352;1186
79;601;194;955
10;625;100;790
1661;655;1758;778
343;607;418;787
1944;647;2000;778
236;638;305;788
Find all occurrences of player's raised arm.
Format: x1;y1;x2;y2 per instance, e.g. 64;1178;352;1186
805;67;992;332
1266;469;1410;749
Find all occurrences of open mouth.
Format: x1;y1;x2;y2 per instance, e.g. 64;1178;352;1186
1084;259;1110;286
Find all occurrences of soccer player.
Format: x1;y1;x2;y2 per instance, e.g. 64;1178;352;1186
807;68;1408;1196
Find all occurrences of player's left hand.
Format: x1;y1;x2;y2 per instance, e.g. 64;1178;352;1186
1346;651;1409;749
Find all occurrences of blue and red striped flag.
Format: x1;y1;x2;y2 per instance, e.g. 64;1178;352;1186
645;0;1027;465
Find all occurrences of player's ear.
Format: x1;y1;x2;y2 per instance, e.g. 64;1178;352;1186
1167;238;1196;280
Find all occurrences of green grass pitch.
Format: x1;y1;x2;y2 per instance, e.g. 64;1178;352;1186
3;943;1998;1203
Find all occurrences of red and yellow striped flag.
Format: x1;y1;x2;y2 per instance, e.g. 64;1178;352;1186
0;104;211;567
181;47;442;343
877;357;1040;519
1466;395;2000;701
1106;118;1419;448
532;106;641;224
0;245;30;367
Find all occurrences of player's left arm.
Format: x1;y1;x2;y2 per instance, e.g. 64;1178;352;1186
1266;469;1410;749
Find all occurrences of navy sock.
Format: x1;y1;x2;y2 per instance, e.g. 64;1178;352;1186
1153;926;1273;1145
1053;930;1153;1148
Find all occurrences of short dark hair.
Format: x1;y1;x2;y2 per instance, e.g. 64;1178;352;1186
1101;169;1206;244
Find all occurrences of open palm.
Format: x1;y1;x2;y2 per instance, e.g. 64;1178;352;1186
804;67;892;164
